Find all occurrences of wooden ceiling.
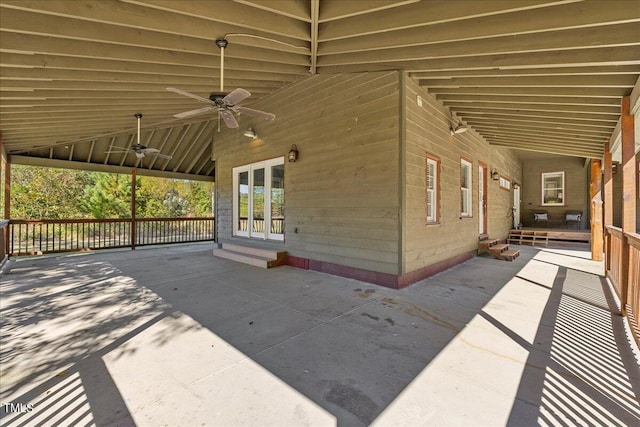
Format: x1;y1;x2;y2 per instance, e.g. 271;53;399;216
1;0;639;178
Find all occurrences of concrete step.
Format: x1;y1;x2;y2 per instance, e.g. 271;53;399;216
219;243;285;259
213;244;287;269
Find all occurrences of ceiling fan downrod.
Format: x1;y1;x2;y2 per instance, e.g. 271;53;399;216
135;113;142;145
215;39;228;93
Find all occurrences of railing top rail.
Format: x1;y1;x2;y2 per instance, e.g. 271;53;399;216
9;217;214;225
605;225;624;237
136;217;215;222
626;231;640;250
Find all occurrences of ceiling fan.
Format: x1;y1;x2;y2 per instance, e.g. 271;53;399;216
167;39;275;128
106;113;172;160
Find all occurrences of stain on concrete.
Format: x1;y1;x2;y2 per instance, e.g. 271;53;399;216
361;313;379;321
325;382;379;424
355;288;376;298
384;317;395;326
381;298;460;333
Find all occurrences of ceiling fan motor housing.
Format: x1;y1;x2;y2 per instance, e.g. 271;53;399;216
209;92;228;106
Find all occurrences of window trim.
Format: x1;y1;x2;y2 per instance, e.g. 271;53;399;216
425;154;441;225
460;157;473;217
499;176;511;191
541;171;565;206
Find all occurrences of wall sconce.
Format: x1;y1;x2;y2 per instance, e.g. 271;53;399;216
243;127;257;139
288;144;299;162
450;123;468;135
491;168;500;180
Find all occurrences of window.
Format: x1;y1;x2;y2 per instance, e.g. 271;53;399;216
233;157;285;240
425;155;440;223
541;171;565;206
460;158;472;217
499;176;511;190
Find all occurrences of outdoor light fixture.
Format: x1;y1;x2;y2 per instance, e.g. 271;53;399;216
491;168;500;180
288;144;299;162
243;127;257;139
450;123;468;135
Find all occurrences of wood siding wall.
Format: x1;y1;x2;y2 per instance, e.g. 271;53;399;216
212;72;401;274
403;77;521;274
521;157;589;229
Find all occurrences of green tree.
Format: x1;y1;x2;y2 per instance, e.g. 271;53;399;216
11;165;91;219
81;173;132;218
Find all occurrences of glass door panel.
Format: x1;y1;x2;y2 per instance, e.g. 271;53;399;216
252;168;265;237
270;164;285;240
237;171;249;236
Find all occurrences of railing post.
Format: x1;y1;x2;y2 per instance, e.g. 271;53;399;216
131;167;137;250
619;96;636;316
590;159;603;261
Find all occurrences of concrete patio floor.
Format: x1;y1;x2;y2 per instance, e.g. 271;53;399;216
1;243;639;426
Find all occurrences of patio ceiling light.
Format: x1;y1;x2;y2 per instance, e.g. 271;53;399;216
243;127;257;139
450;123;468;135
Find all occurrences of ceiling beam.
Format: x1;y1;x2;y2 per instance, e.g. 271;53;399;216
310;0;319;74
318;23;640;65
318;0;574;41
11;155;214;181
319;1;638;53
318;46;640;73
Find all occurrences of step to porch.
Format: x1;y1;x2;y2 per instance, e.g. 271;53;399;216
478;237;520;262
213;243;287;269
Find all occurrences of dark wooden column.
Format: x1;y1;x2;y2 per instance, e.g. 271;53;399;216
590;159;603;261
619;96;636;315
131;167;137;250
603;140;613;271
3;154;10;221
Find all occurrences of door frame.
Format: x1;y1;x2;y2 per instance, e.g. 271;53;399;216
232;157;285;241
478;162;488;235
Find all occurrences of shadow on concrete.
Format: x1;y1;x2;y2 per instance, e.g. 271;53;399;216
1;244;638;426
507;258;640;425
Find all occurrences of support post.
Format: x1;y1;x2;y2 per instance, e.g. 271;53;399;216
619;96;636;316
131;167;136;250
603;140;613;271
590;159;603;261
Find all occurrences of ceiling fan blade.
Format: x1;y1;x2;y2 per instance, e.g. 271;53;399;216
236;106;275;121
174;106;215;119
219;109;239;128
223;88;251;106
145;152;172;160
141;148;159;153
167;87;211;104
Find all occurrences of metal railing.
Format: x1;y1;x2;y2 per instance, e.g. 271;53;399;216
8;217;214;256
605;225;640;347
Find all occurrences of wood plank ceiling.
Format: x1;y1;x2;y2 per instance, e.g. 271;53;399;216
1;0;639;178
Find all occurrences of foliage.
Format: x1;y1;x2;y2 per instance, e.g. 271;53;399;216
9;165;213;219
11;165;91;219
82;173;132;218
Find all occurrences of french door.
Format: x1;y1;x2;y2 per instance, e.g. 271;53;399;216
233;157;284;241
